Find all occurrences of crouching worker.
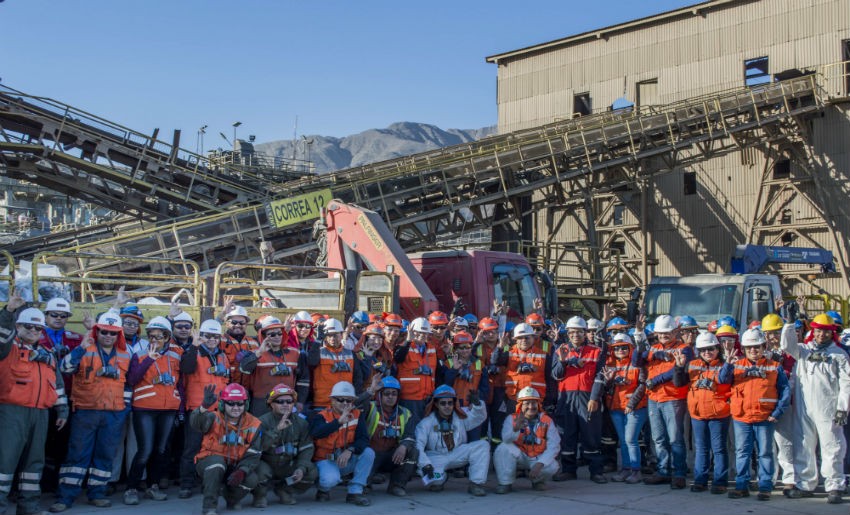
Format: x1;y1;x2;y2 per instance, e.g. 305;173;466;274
365;376;419;496
253;384;317;507
415;385;490;496
192;383;262;515
309;381;375;506
494;386;560;493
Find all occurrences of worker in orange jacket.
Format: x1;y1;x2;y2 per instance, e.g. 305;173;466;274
394;317;439;419
307;318;360;409
475;316;507;447
439;330;489;440
191;383;262;515
0;293;68;515
491;323;553;414
218;302;259;386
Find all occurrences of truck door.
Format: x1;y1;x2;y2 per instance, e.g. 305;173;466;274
743;280;777;326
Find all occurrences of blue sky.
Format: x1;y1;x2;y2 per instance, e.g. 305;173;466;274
1;0;695;146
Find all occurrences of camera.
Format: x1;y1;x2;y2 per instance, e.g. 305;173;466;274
745;367;766;378
414;365;433;376
331;361;351;373
382;426;399;439
438;419;453;433
516;362;536;374
271;363;292;376
153;373;175;385
613;375;630;386
29;348;53;364
694;378;715;390
208;363;230;377
96;365;120;379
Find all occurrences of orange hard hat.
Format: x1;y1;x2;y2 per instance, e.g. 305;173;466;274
429;311;449;326
478;317;499;331
452;331;474;345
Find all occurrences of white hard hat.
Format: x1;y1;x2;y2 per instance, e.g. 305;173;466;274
611;333;634;346
146;316;172;333
323;318;344;334
293;310;313;324
44;298;72;314
173;311;194;324
409;317;432;334
16;308;46;327
329;381;356;399
513;323;535;338
225;305;250;322
452;316;469;328
587;318;603;330
566;316;588;330
199;319;223;335
516;386;541;402
695;331;720;349
741;328;766;347
96;312;123;331
654;315;677;333
259;316;284;332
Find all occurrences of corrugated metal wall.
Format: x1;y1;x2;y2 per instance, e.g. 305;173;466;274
495;0;850;298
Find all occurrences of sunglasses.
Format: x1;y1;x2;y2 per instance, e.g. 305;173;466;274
148;333;167;341
20;323;43;331
47;312;69;319
123;320;139;327
223;401;245;407
264;331;283;338
455;346;472;350
296;324;312;330
432;325;447;330
229;320;246;326
200;332;221;339
99;330;119;337
332;398;354;404
612;346;630;351
437;400;455;407
699;347;719;353
273;398;294;405
351;324;364;330
174;324;192;330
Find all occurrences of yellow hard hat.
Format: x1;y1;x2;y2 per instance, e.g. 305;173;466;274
761;314;784;332
811;313;836;330
715;325;738;337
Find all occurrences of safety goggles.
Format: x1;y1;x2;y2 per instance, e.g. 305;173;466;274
295;324;312;330
20;323;43;331
200;332;221;339
46;312;70;319
223;401;245;407
174;324;192;330
99;330;119;337
332;398;354;404
264;331;283;338
147;333;167;341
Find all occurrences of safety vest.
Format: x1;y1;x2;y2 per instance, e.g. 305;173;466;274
729;357;780;424
312;407;361;461
505;341;549;400
71;345;131;411
445;358;482;405
0;339;59;409
195;411;262;465
646;342;689;402
246;348;300;400
397;342;438;401
557;344;601;393
221;335;258;386
132;345;183;411
184;348;231;410
365;402;411;442
311;346;354;408
686;358;731;420
511;412;554;458
604;357;646;411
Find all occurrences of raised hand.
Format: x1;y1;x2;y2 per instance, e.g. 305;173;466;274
6;288;26;312
513;411;528;432
169;301;182;319
672;349;687;367
82;312;95;331
635;313;646;332
221;295;236;318
192;329;202;348
201;384;218;409
114;285;130;307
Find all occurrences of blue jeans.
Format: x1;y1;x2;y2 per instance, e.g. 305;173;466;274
691;417;729;486
128;410;177;489
733;419;774;492
647;399;687;478
57;408;128;504
609;408;648;469
316;448;375;494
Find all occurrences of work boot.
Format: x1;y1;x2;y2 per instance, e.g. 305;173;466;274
552;471;577;482
590;474;608;484
671;477;686;489
47;503;69;513
532;481;547;491
827;490;843;504
690;484;707;492
145;484;168;501
123;488;140;505
610;469;630;482
428;483;444;492
727;489;749;499
274;487;296;505
387;485;407;497
783;487;814;499
345;493;371;506
88;499;111;508
315;490;331;502
757;490;771;501
252;492;268;509
624;470;642;484
710;485;727;494
494;484;512;494
467;483;487;497
643;473;671;485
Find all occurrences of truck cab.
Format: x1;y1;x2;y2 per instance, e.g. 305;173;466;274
645;274;782;328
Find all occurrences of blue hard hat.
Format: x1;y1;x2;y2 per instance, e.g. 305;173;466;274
463;313;479;326
717;316;738;329
433;385;456;399
794;319;804;330
607;317;628;329
646;323;655;333
505;321;516;333
400;319;409;334
826;310;843;326
678;315;698;329
119;305;144;321
351;311;370;325
380;376;401;391
557;323;567;334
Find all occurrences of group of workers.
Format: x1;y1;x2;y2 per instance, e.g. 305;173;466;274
1;286;849;515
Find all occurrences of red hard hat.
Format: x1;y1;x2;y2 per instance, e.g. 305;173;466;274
383;313;403;328
429;311;448;326
452;331;474;345
369;313;381;323
478;317;499;331
707;320;718;333
220;383;249;402
525;313;545;328
364;323;383;337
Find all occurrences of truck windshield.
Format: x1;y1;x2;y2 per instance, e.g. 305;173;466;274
492;264;536;317
646;284;741;327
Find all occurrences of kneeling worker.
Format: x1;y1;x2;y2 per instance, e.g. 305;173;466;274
494;386;560;493
192;384;262;515
254;384;317;507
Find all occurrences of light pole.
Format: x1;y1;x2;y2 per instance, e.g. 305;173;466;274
232;121;242;151
197;125;207;155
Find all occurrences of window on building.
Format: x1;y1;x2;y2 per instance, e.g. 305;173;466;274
843;40;850;96
773;159;790;179
744;57;771;87
613;204;625;226
573;93;592;116
610;238;626;255
683;171;697;195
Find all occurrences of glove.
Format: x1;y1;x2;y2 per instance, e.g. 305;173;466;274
30;348;54;365
467;390;481;406
235;350;251;363
834;410;848;426
226;469;246;487
644;378;656;389
422;464;435;479
564;356;582;368
651;350;670;362
201;384;218;409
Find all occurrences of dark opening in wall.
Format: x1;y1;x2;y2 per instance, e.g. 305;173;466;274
683;172;697;195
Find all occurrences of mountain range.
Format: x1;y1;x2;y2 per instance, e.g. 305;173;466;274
254;121;496;174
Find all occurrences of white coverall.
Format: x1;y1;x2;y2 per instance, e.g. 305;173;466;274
493;414;560;485
781;323;850;492
416;402;489;485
